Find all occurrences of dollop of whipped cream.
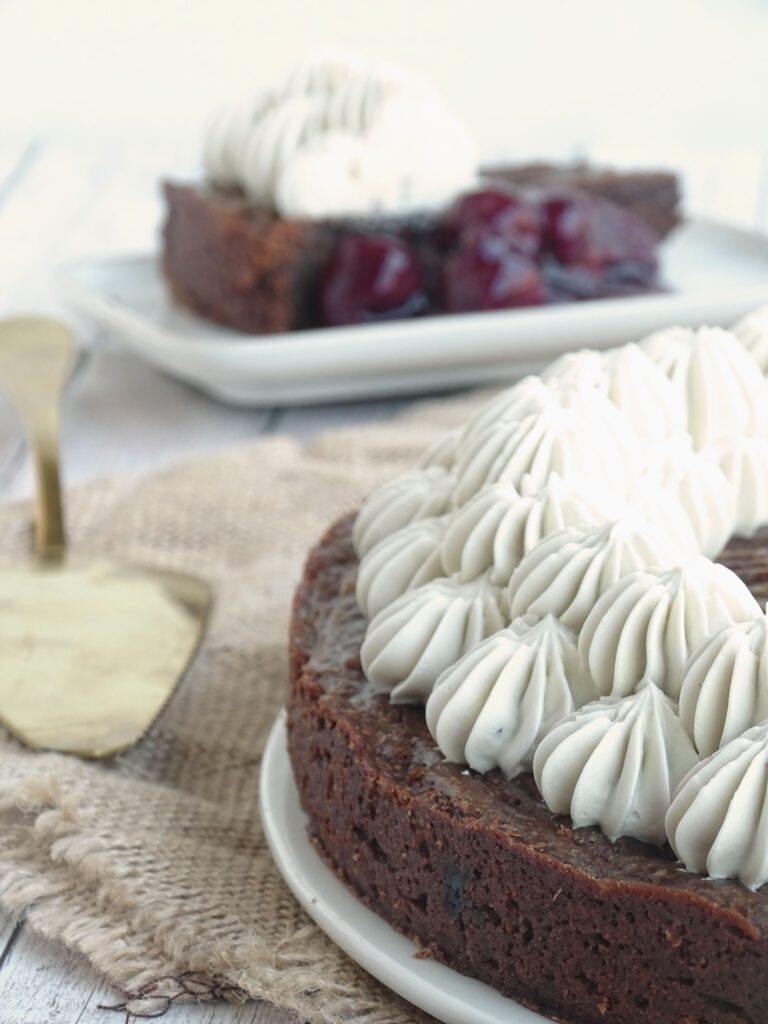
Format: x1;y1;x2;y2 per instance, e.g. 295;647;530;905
714;436;768;537
451;391;639;507
356;517;446;619
459;376;559;443
203;50;476;218
507;520;680;631
679;610;768;756
353;466;454;557
638;435;737;557
579;559;759;700
533;683;698;844
666;723;768;888
360;576;507;703
426;614;596;777
442;474;621;586
733;306;768;375
639;326;768;448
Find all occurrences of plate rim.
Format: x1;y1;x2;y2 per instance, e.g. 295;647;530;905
259;710;548;1024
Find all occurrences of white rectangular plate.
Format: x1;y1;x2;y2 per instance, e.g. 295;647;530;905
59;218;768;407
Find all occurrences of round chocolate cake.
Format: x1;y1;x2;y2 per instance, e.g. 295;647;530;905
287;316;768;1024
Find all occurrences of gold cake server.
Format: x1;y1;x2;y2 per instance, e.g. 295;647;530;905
0;317;211;758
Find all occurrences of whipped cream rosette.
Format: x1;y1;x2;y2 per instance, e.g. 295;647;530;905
679;610;768;756
460;376;559;443
533;682;698;844
356;517;446;619
451;392;640;507
601;343;685;441
714;435;768;537
639;326;768;448
353;466;454;556
637;435;737;557
666;722;768;888
360;575;507;703
733;305;768;375
426;614;596;777
204;50;476;218
507;519;680;632
442;474;621;586
419;429;460;470
579;559;759;700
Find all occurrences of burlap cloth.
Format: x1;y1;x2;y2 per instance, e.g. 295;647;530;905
0;389;492;1023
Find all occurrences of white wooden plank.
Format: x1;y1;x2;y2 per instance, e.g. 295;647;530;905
0;927;293;1023
274;395;415;440
0;137;194;316
2;347;272;501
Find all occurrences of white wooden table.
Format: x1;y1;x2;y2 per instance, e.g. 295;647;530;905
1;135;767;1023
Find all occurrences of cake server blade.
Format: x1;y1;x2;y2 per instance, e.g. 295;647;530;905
0;318;212;758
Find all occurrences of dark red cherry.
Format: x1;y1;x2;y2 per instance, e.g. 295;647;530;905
439;188;541;255
442;233;547;312
542;195;591;264
320;233;426;326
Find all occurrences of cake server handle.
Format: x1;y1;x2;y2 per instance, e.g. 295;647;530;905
0;318;76;560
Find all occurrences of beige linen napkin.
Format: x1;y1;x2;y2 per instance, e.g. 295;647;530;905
0;390;488;1023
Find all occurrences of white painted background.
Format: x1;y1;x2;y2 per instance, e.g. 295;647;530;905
2;0;768;225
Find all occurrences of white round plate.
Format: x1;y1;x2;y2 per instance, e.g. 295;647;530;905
260;711;548;1024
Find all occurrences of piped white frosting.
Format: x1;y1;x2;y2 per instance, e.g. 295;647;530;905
715;436;768;537
733;306;768;375
441;474;620;586
451;394;639;507
356;517;446;619
666;723;768;888
507;520;679;631
353;466;454;556
533;683;698;844
353;307;768;871
203;51;476;218
638;435;737;557
579;559;760;700
679;610;768;756
426;614;596;777
360;576;507;703
639;326;768;448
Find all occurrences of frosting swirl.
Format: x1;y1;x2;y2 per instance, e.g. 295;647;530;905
639;326;768;448
203;51;476;218
533;683;698;844
666;723;768;888
459;376;559;443
451;394;639;507
638;435;737;557
360;576;507;702
356;517;446;619
442;474;620;586
426;614;596;777
353;466;454;556
679;610;768;756
715;436;768;537
507;520;679;631
579;559;759;700
733;306;768;375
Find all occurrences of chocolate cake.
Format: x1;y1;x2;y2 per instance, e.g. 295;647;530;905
287;516;768;1024
481;163;682;239
162;174;667;336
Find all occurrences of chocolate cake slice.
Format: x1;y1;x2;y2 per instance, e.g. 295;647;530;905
481;162;682;239
287;515;768;1024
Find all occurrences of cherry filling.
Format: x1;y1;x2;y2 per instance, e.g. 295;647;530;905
318;186;661;326
320;233;426;326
